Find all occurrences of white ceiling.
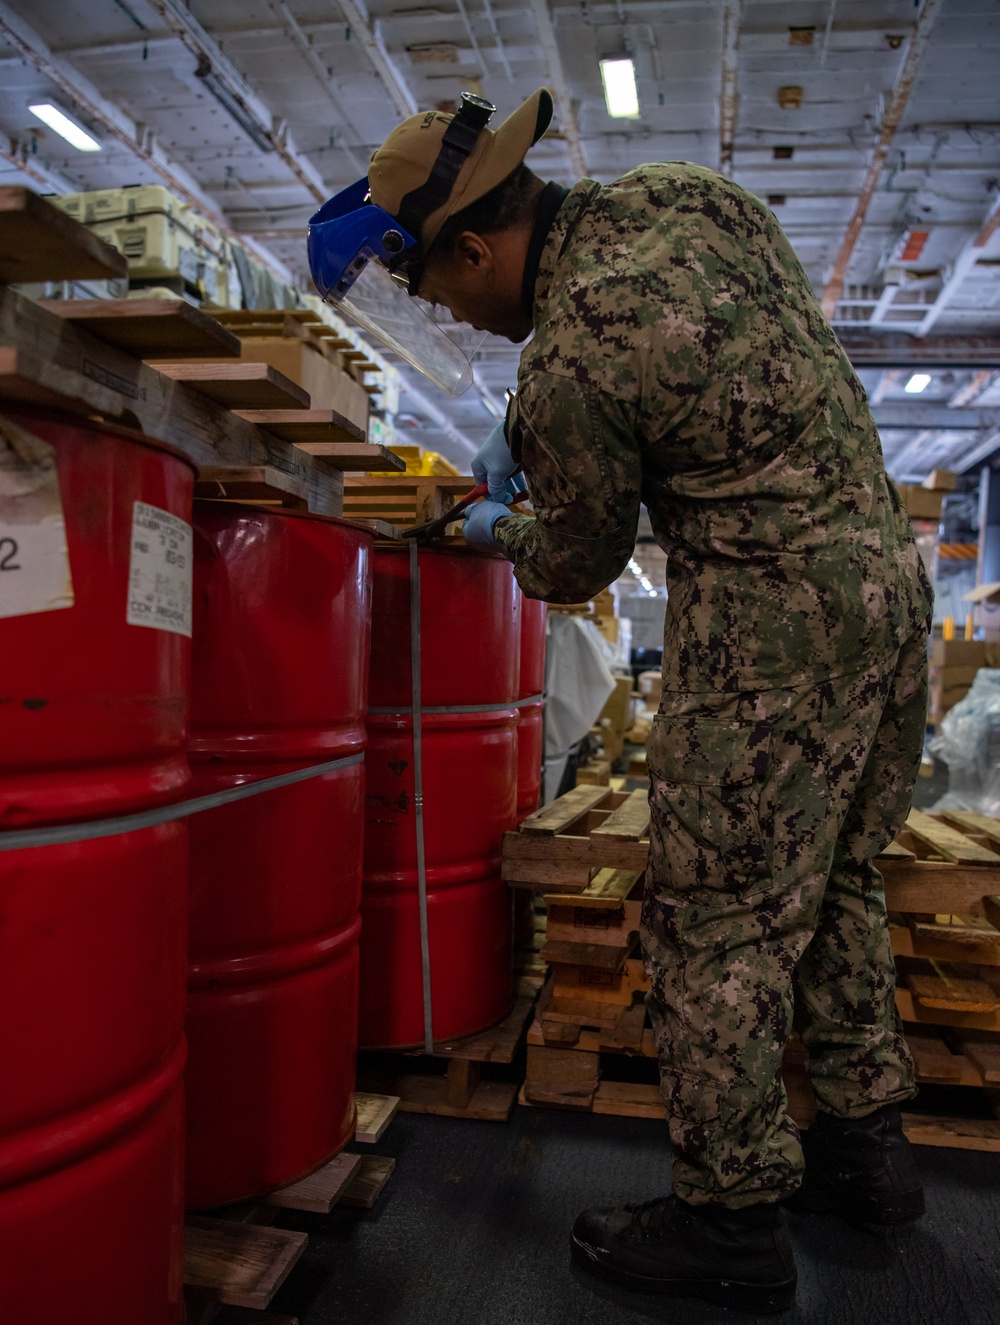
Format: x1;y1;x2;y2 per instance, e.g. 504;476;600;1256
2;0;1000;566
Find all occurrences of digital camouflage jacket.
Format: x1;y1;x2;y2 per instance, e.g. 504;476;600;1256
493;162;932;692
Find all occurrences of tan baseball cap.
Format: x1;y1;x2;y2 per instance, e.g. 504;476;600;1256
369;88;553;252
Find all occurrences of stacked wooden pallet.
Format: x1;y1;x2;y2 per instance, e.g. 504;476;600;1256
341;473;476;542
503;787;1000;1150
1;187;405;521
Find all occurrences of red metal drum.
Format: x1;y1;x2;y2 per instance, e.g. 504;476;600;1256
185;506;372;1208
362;547;519;1048
0;411;192;1325
516;594;547;823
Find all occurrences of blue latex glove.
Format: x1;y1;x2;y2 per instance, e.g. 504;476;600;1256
472;421;520;502
462;499;513;550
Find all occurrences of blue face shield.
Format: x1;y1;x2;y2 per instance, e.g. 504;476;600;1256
307;94;500;397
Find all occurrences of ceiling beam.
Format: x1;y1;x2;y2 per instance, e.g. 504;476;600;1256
0;134;74;193
839;335;1000;370
525;0;588;178
820;0;942;318
873;406;1000;432
0;1;292;281
334;0;418;122
718;0;745;177
144;0;327;203
914;193;1000;338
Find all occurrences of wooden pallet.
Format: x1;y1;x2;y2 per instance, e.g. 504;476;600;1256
342;474;476;541
356;978;543;1121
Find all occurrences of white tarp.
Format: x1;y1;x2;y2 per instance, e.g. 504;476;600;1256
542;614;618;803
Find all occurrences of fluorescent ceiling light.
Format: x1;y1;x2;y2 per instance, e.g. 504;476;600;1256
600;58;639;119
29;103;101;151
904;372;932;394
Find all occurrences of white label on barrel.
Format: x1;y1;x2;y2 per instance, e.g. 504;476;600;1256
126;501;193;637
0;416;75;619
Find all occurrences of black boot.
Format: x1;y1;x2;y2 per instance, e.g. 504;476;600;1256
791;1103;925;1232
570;1195;797;1313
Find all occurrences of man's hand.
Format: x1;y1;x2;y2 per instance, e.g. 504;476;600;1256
472;420;523;502
462;499;513;549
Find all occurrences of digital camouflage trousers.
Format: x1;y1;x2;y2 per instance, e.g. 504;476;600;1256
641;629;929;1208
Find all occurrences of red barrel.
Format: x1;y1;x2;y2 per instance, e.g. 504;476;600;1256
0;411;191;1325
516;594;547;822
362;547;519;1048
185;506;371;1208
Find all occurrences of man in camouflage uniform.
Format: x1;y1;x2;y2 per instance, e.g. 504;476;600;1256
360;89;932;1312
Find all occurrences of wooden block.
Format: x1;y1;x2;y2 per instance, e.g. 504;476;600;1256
954;1032;1000;1085
893;916;1000;965
37;298;241;360
184;1218;308;1310
551;957;649;1008
541;937;635;971
577;760;611;787
907;969;1000;1014
0;187;127;284
897;984;1000;1029
236;408;367;447
591;1080;666;1121
154;361;311;410
361;1069;517;1121
194;466;309;508
904;1027;966;1082
524;1043;599;1109
540;1018;582;1046
904;810;1000;866
265;1152;363;1214
591;788;650;842
338;1155;396;1211
354;1092;400;1144
419;985;539;1064
900;1114;1000;1152
598;1002;648;1055
545;898;641;946
446;1058;482;1110
518;785;611;836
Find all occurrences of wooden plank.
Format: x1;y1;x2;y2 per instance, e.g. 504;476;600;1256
541;937;634;970
599;1002;649;1055
591;788;650;841
265;1152;363;1214
897;916;1000;965
545;868;643;912
904;809;1000;866
338;1155;396;1210
897;985;1000;1030
881;862;996;915
942;811;1000;851
0;288;343;516
236;408;367;447
38;298;241;360
591;1080;666;1121
954;1032;1000;1085
0;187;127;283
293;442;405;472
904;1027;966;1082
524;1043;600;1110
900;1114;1000;1152
878;839;917;860
423;984;539;1064
358;1068;516;1121
194;466;309;508
354;1092;400;1144
514;785;613;836
213;1311;299;1325
907;971;1000;1014
184;1219;308;1310
545;899;641;946
154;361;311;410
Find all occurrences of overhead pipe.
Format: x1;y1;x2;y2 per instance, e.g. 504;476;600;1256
144;0;328;203
526;0;588;178
820;0;941;318
335;0;418;121
719;0;745;177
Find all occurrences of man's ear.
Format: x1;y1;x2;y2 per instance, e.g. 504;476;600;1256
454;230;493;273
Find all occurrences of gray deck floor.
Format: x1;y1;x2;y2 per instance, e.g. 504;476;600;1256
270;1100;1000;1325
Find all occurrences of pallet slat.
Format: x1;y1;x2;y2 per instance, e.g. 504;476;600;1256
591;788;650;841
184;1218;307;1310
354;1092;400;1144
265;1152;363;1214
38;298;241;360
0;186;127;283
518;785;611;837
154;361;311;410
904;809;1000;866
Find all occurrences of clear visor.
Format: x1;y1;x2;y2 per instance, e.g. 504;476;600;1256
333;261;481;397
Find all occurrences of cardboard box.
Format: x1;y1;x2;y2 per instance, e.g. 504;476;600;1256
900;485;943;521
930;640;1000;667
593;614;620;646
922;469;957;492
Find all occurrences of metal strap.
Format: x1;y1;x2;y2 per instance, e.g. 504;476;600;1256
409;539;435;1055
0;751;364;853
368;692;544;716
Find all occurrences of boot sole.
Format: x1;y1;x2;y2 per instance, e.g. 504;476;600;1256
788;1186;925;1233
570;1235;796;1313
